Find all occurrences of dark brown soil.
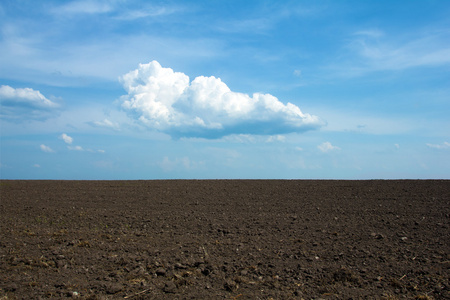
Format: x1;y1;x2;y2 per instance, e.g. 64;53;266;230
0;180;449;299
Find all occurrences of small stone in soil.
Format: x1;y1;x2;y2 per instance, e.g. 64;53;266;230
163;281;177;293
155;267;166;276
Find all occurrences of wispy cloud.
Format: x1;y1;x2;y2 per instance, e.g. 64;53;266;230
40;144;54;153
318;141;340;153
90;119;119;130
120;61;323;139
0;32;223;85
50;0;181;19
354;29;384;39
68;145;84;151
51;0;113;15
215;2;321;35
58;133;104;153
114;5;182;20
216;17;273;34
346;28;450;74
427;141;450;149
266;135;286;143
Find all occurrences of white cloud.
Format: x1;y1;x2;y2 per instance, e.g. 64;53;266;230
318;141;340;153
90;118;119;130
120;61;323;138
114;5;181;20
68;145;84;151
40;144;54;153
426;142;450;149
59;133;105;153
394;143;400;149
0;85;59;120
266;135;286;143
33;164;41;168
0;85;58;108
60;133;73;144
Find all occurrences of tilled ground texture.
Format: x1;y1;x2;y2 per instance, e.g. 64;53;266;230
0;180;449;299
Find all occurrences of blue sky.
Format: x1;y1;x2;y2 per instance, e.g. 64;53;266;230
1;0;449;179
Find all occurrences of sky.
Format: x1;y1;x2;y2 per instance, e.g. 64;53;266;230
0;0;449;180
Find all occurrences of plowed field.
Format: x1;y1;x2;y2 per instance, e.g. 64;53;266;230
1;180;449;299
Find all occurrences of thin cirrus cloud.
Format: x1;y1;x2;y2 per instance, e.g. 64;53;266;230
119;61;324;139
318;141;340;153
50;0;113;15
50;0;180;20
90;119;119;130
114;5;181;20
348;29;450;73
426;142;450;149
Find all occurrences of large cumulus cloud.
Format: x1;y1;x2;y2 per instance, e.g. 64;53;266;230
120;61;323;138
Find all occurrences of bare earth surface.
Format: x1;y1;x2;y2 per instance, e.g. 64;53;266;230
0;180;449;299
